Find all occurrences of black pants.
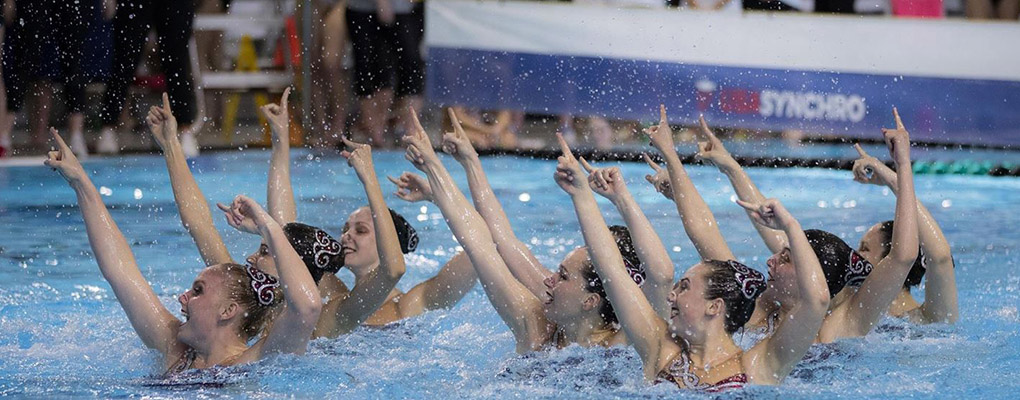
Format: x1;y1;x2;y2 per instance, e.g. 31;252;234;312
100;0;197;126
2;0;93;113
346;5;425;98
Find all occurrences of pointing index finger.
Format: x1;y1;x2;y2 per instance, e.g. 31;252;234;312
642;152;662;171
893;107;905;130
659;104;667;125
50;127;71;153
162;92;172;113
853;143;869;158
408;106;425;136
698;114;718;142
555;132;574;160
735;199;758;212
579;157;595;173
281;87;290;110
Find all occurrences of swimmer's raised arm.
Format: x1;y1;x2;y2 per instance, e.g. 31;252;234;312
579;158;674;319
736;199;829;384
147;93;231;266
403;108;551;353
825;109;919;340
695;117;788;253
46;128;182;357
852;144;957;324
555;135;675;380
643;105;734;262
224;196;320;356
442;108;550;298
387;174;479;317
317;139;406;337
263;88;297;225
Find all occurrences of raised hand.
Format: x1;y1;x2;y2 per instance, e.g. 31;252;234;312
217;202;260;235
642;153;674;200
341;136;374;174
44;128;87;184
641;104;675;153
693;115;732;167
222;195;274;235
146;93;179;152
401;107;439;171
735;198;795;231
580;158;627;200
851;144;893;186
442;108;479;163
882;108;911;162
388;172;433;203
553;133;587;195
261;87;291;144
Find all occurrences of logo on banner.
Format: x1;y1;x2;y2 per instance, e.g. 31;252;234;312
695;78;866;123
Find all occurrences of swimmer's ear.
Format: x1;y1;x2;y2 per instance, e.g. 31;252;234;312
705;298;724;318
221;302;240;321
582;292;601;312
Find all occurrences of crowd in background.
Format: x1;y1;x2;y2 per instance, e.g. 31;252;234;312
0;0;1017;159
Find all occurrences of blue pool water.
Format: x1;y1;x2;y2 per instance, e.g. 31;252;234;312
1;149;1019;398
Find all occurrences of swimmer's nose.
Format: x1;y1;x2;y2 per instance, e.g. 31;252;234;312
667;290;676;303
544;274;556;288
246;254;258;267
178;292;189;306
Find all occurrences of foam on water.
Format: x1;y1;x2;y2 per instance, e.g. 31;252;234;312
1;150;1018;398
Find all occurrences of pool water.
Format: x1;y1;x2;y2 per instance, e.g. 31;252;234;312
1;149;1019;398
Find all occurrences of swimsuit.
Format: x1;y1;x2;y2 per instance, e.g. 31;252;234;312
164;348;196;377
656;351;748;392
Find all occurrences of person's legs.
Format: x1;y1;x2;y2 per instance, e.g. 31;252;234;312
347;8;394;147
55;0;94;157
99;0;153;154
155;0;198;156
312;3;351;150
391;6;425;138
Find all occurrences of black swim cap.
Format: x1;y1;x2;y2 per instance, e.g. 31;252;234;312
805;229;874;297
283;222;345;283
389;209;419;254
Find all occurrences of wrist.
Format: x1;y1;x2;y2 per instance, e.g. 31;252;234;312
716;157;740;173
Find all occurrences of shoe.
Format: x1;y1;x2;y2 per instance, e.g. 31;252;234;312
97;128;120;154
180;131;200;158
69;131;89;161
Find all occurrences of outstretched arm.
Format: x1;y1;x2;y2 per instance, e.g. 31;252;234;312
46;128;182;357
555;135;677;380
580;158;674;319
739;199;829;384
442;109;550;298
839;109;919;337
851;145;957;324
147;93;232;265
388;174;479;317
264;88;297;225
403;108;551;353
695;117;787;253
643;105;734;262
317;139;407;337
226;196;320;356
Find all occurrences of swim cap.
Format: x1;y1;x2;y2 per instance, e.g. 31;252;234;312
246;265;280;306
389;209;419;254
283;222;345;283
805;229;874;297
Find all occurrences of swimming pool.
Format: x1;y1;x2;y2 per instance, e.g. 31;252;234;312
1;149;1018;398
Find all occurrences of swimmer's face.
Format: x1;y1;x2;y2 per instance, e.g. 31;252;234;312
761;247;796;306
857;223;886;266
245;242;279;277
543;247;596;324
341;207;379;276
667;263;711;339
177;267;233;347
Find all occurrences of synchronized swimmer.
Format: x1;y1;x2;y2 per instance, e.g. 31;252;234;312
45;92;958;391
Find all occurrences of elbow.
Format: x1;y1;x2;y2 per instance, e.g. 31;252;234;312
928;250;954;268
294;297;323;322
807;290;830;313
890;248;918;266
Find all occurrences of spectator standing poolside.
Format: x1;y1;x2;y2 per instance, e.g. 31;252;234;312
98;0;199;157
1;0;98;159
346;0;424;147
